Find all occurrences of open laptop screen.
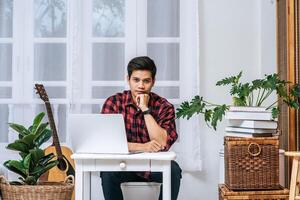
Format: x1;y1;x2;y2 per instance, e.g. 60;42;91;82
68;114;129;154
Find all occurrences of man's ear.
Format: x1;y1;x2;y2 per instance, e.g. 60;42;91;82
126;75;130;83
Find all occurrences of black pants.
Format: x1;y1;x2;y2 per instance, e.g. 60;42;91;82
100;161;182;200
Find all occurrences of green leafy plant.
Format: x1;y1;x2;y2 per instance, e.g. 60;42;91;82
176;72;300;130
4;112;58;185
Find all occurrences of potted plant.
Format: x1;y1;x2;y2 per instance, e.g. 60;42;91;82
0;112;74;200
176;72;300;130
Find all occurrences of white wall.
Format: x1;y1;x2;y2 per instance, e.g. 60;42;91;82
177;0;276;199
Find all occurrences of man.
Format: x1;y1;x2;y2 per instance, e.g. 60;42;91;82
101;56;182;200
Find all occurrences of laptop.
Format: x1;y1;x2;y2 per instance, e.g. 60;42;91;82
68;114;130;154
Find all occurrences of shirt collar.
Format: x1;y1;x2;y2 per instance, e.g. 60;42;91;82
124;90;135;106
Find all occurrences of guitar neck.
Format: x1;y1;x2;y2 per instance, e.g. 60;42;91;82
45;102;63;159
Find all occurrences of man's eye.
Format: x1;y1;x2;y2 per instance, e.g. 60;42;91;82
133;79;140;82
143;80;151;84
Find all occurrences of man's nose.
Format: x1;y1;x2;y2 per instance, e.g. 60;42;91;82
138;81;145;88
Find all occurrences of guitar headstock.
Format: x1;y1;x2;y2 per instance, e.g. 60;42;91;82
35;84;49;102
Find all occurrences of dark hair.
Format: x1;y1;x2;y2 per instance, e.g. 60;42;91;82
127;56;157;79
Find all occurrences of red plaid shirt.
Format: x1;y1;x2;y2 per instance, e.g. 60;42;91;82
101;90;178;179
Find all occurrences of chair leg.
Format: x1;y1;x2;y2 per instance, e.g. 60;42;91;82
290;157;300;200
296;159;300;199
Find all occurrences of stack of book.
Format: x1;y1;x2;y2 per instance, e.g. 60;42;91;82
225;106;278;138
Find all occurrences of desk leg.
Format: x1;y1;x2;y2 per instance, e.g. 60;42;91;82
162;161;171;200
75;160;83;200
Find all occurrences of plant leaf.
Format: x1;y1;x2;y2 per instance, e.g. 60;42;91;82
31;160;58;178
8;123;30;137
4;160;27;178
6;141;29;153
251;79;264;89
29;148;44;164
33;122;49;136
176;96;206;120
276;83;287;97
238;83;251;98
211;105;228;130
216;71;242;86
289;100;299;109
19;134;35;148
23;153;31;172
9;181;23;185
31;112;45;135
291;84;300;98
19;152;28;159
271;107;279;119
232;97;247;106
24;176;37;185
38;153;56;166
204;109;212;122
33;128;52;147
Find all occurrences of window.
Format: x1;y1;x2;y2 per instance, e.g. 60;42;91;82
0;0;200;177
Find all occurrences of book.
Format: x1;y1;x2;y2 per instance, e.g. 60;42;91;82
229;106;271;112
225;111;273;120
225;132;273;138
228;119;278;129
225;127;277;134
225;132;252;138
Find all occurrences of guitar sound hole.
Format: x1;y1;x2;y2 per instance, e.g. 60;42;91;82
58;158;67;171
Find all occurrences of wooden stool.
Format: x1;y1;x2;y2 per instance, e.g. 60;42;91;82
285;151;300;200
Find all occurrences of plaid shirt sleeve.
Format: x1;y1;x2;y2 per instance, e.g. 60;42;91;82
101;96;118;114
156;103;178;151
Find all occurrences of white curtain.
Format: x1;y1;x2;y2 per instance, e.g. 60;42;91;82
0;0;12;143
173;0;201;171
33;0;68;142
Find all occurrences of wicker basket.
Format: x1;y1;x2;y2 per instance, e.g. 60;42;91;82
0;175;74;200
219;184;289;200
224;136;280;190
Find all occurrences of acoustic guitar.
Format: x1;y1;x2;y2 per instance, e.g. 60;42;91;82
35;84;75;186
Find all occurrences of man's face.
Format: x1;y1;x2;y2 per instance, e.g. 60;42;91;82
127;70;155;100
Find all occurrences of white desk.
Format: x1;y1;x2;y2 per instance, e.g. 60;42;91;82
71;152;176;200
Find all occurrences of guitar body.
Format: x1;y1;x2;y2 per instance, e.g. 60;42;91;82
44;145;75;181
44;145;75;200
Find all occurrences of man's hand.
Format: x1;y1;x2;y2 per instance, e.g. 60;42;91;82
128;140;165;152
136;94;150;111
143;140;164;152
